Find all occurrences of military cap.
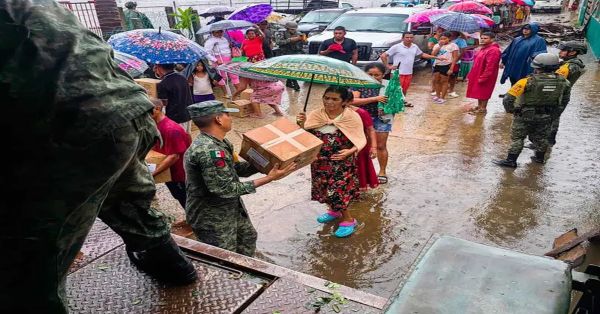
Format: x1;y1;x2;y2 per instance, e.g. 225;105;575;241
187;100;238;118
558;41;588;55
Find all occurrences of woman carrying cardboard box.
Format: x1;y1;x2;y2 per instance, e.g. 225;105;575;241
296;86;366;238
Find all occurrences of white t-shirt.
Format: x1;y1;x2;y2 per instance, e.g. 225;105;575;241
385;43;423;75
203;37;231;62
192;74;213;95
433;42;459;66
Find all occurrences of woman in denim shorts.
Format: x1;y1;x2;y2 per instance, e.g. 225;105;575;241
351;62;392;184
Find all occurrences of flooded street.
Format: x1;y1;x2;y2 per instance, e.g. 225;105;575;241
155;25;600;298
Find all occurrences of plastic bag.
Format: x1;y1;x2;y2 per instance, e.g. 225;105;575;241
378;70;405;115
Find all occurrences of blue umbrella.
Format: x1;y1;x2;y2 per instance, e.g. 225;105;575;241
430;12;482;33
107;29;207;64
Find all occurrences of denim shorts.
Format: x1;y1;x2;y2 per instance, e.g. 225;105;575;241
373;114;394;133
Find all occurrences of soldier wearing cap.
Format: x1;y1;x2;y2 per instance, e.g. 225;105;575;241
275;21;305;91
184;101;295;256
549;41;587;145
493;53;571;168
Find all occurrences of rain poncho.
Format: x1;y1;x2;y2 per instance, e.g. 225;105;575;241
500;23;547;84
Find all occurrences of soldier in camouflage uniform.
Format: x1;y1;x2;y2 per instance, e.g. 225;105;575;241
0;1;196;312
123;1;154;31
184;101;295;256
549;41;586;145
276;21;305;91
493;53;571;168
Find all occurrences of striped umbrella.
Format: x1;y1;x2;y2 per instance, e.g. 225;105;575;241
430;12;482;33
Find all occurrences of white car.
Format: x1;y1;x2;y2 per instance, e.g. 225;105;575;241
532;0;562;12
306;7;432;66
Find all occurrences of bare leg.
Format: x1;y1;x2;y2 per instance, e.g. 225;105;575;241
376;132;389;177
440;75;450;99
433;73;442;98
448;75;456;93
340;209;353;223
231;79;248;99
479;99;488;111
268;104;284;116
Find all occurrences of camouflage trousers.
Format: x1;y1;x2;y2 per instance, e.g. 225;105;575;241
508;116;552;155
187;203;257;257
0;114;170;313
550;116;560;137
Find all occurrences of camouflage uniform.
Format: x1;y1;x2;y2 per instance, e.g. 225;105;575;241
550;58;585;143
276;28;304;90
184;132;259;256
0;1;170;312
503;73;571;156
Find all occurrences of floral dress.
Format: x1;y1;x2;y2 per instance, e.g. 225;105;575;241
310;128;360;212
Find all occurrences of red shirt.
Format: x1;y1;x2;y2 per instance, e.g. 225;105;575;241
242;37;264;58
152;117;191;182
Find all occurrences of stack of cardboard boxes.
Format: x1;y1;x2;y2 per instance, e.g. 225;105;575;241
134;78;160;98
227;89;254;118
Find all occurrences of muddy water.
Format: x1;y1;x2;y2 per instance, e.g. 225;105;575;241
155;41;600;298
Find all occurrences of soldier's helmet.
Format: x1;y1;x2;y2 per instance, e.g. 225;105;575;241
125;1;137;9
531;53;561;71
558;41;588;55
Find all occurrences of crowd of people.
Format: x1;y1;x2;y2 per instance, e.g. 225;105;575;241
2;0;591;312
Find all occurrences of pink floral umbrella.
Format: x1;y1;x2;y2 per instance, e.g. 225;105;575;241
404;9;450;23
448;1;494;14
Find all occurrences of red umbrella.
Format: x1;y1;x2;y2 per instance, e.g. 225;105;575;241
448;1;493;14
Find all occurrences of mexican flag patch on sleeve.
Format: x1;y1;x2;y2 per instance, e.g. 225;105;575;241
210;150;226;159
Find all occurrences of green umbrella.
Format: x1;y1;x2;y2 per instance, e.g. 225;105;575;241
242;55;381;111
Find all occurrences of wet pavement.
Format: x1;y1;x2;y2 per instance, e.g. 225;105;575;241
154;19;600;298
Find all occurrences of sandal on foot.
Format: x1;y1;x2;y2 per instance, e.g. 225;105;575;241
334;219;358;238
405;102;414;107
317;210;342;223
377;176;388;184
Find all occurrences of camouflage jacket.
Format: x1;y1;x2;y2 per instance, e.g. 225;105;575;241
1;0;153;139
556;58;585;85
275;30;304;55
184;132;258;223
124;9;154;31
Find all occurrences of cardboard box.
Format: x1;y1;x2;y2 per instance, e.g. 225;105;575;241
227;99;253;118
145;150;172;183
240;88;253;101
240;118;323;174
135;78;161;98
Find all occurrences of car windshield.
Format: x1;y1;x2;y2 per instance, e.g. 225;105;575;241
326;13;409;32
300;11;343;24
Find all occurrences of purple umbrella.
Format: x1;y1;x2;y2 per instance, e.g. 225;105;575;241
228;4;273;24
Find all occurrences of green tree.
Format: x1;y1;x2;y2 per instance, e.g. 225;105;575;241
170;7;199;39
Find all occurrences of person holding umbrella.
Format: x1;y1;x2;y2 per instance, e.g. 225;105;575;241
204;30;241;96
296;87;366;238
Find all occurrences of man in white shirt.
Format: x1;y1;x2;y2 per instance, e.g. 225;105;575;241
381;32;438;107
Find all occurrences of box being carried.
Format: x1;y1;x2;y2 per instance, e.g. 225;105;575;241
145;150;171;183
240;118;323;174
135;78;161;98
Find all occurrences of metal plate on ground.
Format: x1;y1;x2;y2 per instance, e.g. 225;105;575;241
67;247;269;313
242;278;381;314
69;219;123;273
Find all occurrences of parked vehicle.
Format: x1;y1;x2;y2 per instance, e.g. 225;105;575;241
306;7;433;66
297;8;353;36
532;0;562;13
381;0;423;7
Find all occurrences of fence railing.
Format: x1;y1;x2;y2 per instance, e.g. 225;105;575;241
59;1;103;37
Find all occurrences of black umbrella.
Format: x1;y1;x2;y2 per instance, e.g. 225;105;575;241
199;6;235;18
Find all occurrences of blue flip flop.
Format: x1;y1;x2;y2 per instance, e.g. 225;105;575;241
334;219;358;238
317;211;342;223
